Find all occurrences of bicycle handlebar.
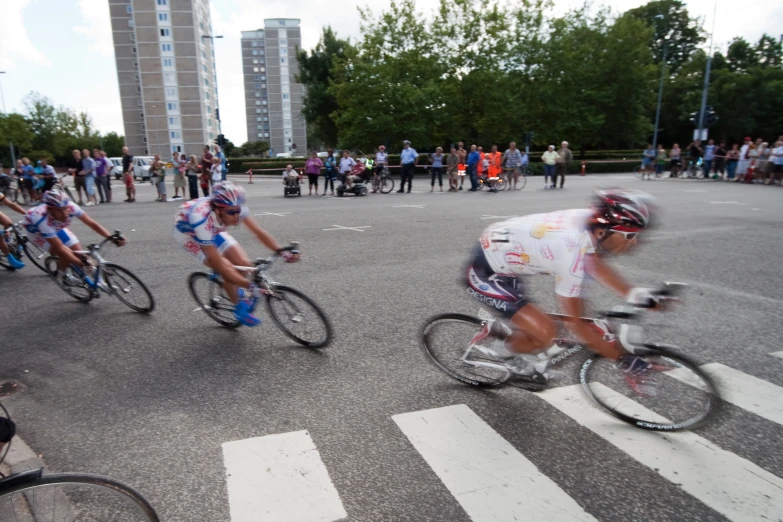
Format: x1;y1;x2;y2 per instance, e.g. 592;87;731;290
604;282;687;319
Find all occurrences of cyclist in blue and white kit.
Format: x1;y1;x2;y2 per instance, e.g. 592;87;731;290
173;181;299;326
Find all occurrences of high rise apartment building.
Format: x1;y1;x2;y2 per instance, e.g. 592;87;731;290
241;19;307;155
109;0;220;156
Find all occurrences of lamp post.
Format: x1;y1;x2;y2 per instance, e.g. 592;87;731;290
201;35;224;140
696;0;718;141
0;72;16;168
652;15;667;152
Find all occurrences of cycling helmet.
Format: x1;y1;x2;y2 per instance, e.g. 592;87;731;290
592;189;654;230
42;190;71;208
211;182;246;207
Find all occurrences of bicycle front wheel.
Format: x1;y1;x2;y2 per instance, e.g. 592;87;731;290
379;176;394;194
421;313;510;387
0;470;160;521
188;272;240;328
265;285;332;348
580;345;718;431
22;240;49;273
104;263;155;313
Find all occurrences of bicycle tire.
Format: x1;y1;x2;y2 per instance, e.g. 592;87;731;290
379;176;394;194
0;470;160;521
0;231;21;271
265;285;333;348
22;240;49;273
45;256;93;303
104;263;155;313
187;272;241;328
516;173;527;190
633;166;644;178
580;345;718;431
421;313;510;387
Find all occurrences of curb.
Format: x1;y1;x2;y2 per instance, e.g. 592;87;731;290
1;434;45;476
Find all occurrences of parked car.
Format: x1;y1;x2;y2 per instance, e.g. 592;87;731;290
109;157;123;179
132;156;156;181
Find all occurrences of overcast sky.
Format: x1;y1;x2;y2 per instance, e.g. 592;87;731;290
0;0;780;145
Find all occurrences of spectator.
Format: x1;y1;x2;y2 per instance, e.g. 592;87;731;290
467;144;480;192
486;144;503;192
69;149;85;204
737;137;751;179
210;156;222;187
757;142;771;182
93;148;110;203
641;143;654;180
186;155;200;199
339;150;358;188
372;145;388;194
447;146;459;192
655;145;667;178
200;145;214;180
770;140;783;185
456;141;467;190
172;151;187;200
81;149;98;206
122;146;136;203
157;160;168;202
100;150;113;202
398;140;418;193
305;151;323;195
282;164;299;187
687;140;702;176
323;148;336;196
502;141;524;190
725;143;740;181
541;145;558;189
702;139;715;179
40;159;56;192
150;154;162;201
215;145;227;181
745;141;760;182
430;146;444;192
556;141;573;188
21;158;37;203
669;143;682;178
713;140;727;179
476;146;486;183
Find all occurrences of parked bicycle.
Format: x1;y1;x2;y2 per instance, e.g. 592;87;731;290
44;232;155;312
0;220;48;273
372;165;395;194
188;243;333;348
420;283;719;431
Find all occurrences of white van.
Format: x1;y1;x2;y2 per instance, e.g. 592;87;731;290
110;157;123;179
132;156;156;181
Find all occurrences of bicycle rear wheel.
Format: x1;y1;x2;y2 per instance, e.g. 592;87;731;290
188;272;241;328
379;176;394;194
265;285;332;348
104;263;155;313
580;345;718;431
0;232;21;271
22;240;49;273
45;256;93;303
421;313;510;387
0;470;160;521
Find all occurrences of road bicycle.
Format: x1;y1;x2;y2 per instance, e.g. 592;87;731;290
0;404;160;521
477;173;507;191
0;220;49;273
188;244;333;348
372;165;395;194
420;283;719;431
44;232;155;312
633;162;663;179
504;166;528;190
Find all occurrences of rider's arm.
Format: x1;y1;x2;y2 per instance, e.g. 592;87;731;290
1;197;27;215
584;253;631;299
242;216;284;252
558;296;623;359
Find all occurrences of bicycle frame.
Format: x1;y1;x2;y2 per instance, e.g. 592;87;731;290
65;235;121;293
208;248;293;313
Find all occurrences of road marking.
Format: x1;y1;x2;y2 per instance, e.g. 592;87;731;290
704;200;746;205
480;214;517;220
192;307;202;312
392;204;425;208
668;363;783;427
771;351;783;359
322;225;372;232
255;212;291;217
393;404;597;522
684;189;707;193
222;431;347;522
539;384;783;522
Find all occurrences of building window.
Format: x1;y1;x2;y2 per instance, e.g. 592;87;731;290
256;117;262;122
283;94;289;100
137;98;143;105
259;50;264;56
261;75;266;81
264;132;269;137
257;125;263;130
252;59;258;64
126;5;132;13
157;0;167;5
171;145;182;153
252;50;258;55
263;108;268;113
262;100;267;105
203;64;208;73
253;67;259;73
263;116;269;121
251;41;257;47
161;43;172;52
140;112;144;119
128;19;134;27
131;46;137;54
283;102;290;109
170;131;181;139
257;133;263;138
163;58;173;67
136;86;141;93
280;39;287;46
129;33;135;42
163;72;176;85
280;48;287;55
254;75;261;81
255;92;260;97
256;109;262;114
205;92;210;100
142;137;147;144
167;102;178;111
202;50;207;59
255;101;261;106
160;28;170;37
168;116;179;125
158;13;168;21
280;58;285;64
254;83;261;89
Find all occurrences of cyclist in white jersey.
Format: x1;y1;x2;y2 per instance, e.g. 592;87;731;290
0;191;29;269
173;181;298;326
466;189;659;381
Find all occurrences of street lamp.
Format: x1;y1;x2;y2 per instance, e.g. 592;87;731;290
201;35;223;141
652;15;667;153
0;71;16;168
696;0;718;141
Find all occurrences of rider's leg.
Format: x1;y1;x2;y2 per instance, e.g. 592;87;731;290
215;235;252;304
504;303;557;354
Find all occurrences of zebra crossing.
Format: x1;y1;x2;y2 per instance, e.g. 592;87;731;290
221;362;783;522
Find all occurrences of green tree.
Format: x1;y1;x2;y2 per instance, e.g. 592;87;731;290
238;141;269;157
726;37;758;72
100;132;125;157
221;139;236;157
0;113;35;165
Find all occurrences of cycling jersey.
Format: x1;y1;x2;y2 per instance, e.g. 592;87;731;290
24;202;83;238
477;209;596;298
174;197;248;246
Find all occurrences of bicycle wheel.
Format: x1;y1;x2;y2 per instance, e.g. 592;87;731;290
104;263;155;313
0;232;21;271
265;285;332;348
421;313;510;387
516;172;527;190
22;240;49;273
187;272;240;328
45;256;93;303
379;176;394;194
490;178;506;191
0;469;160;521
580;345;718;431
633;165;644;178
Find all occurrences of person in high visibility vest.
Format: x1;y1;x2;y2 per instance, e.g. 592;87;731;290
487;144;503;181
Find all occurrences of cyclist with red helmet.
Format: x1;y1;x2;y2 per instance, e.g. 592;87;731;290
173;181;299;326
465;189;658;384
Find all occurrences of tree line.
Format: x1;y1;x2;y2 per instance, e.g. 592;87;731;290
296;0;783;153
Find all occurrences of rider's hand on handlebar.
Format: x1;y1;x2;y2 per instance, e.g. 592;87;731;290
280;250;300;263
111;235;127;247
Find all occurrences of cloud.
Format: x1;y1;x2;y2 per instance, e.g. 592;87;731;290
73;0;114;56
0;0;51;69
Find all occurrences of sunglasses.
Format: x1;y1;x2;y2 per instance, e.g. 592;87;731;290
610;229;639;240
220;208;242;216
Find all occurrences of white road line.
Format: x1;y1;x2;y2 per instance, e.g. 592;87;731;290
771;351;783;359
668;363;783;426
480;214;517;220
684;189;707;193
392;204;425;208
539;384;783;522
255;212;292;217
704;200;746;205
222;431;347;522
393;404;597;522
322;225;371;232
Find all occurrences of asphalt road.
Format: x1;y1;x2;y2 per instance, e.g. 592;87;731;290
2;173;783;522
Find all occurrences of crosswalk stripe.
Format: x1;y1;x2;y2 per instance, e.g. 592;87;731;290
770;351;783;360
539;384;783;522
221;431;347;522
668;362;783;426
393;404;598;522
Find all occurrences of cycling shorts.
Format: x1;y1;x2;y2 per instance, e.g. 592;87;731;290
28;228;79;253
173;228;237;263
464;244;529;318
